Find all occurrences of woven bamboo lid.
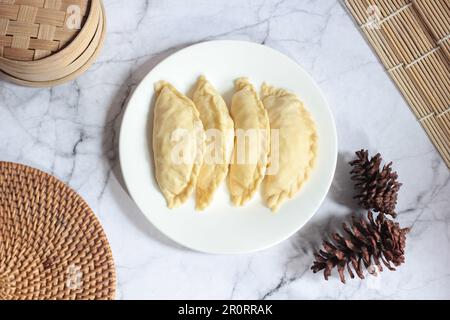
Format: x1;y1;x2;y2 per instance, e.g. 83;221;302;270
0;162;116;300
0;0;105;87
0;0;91;61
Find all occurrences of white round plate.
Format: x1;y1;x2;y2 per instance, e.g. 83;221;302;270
120;40;337;254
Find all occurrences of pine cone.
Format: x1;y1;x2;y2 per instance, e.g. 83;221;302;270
349;150;402;217
311;211;409;283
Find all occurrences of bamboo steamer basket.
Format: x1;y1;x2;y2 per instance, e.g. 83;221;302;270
0;0;105;87
344;0;450;168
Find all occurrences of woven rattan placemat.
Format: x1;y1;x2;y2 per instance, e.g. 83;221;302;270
0;162;115;300
345;0;450;168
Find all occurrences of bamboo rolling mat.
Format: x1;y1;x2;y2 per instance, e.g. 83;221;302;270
345;0;450;168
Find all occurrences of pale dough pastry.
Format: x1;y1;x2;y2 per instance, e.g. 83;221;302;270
153;81;205;209
192;76;235;211
261;83;318;212
228;78;270;206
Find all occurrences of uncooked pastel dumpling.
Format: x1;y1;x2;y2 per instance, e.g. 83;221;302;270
261;83;318;212
228;78;270;206
192;76;235;210
153;81;205;208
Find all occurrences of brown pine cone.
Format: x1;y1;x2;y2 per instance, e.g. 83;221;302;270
349;150;402;217
311;211;409;283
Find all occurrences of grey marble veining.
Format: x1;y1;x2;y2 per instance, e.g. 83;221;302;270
0;0;449;299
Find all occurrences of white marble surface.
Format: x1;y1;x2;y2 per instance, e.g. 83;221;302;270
1;0;449;300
